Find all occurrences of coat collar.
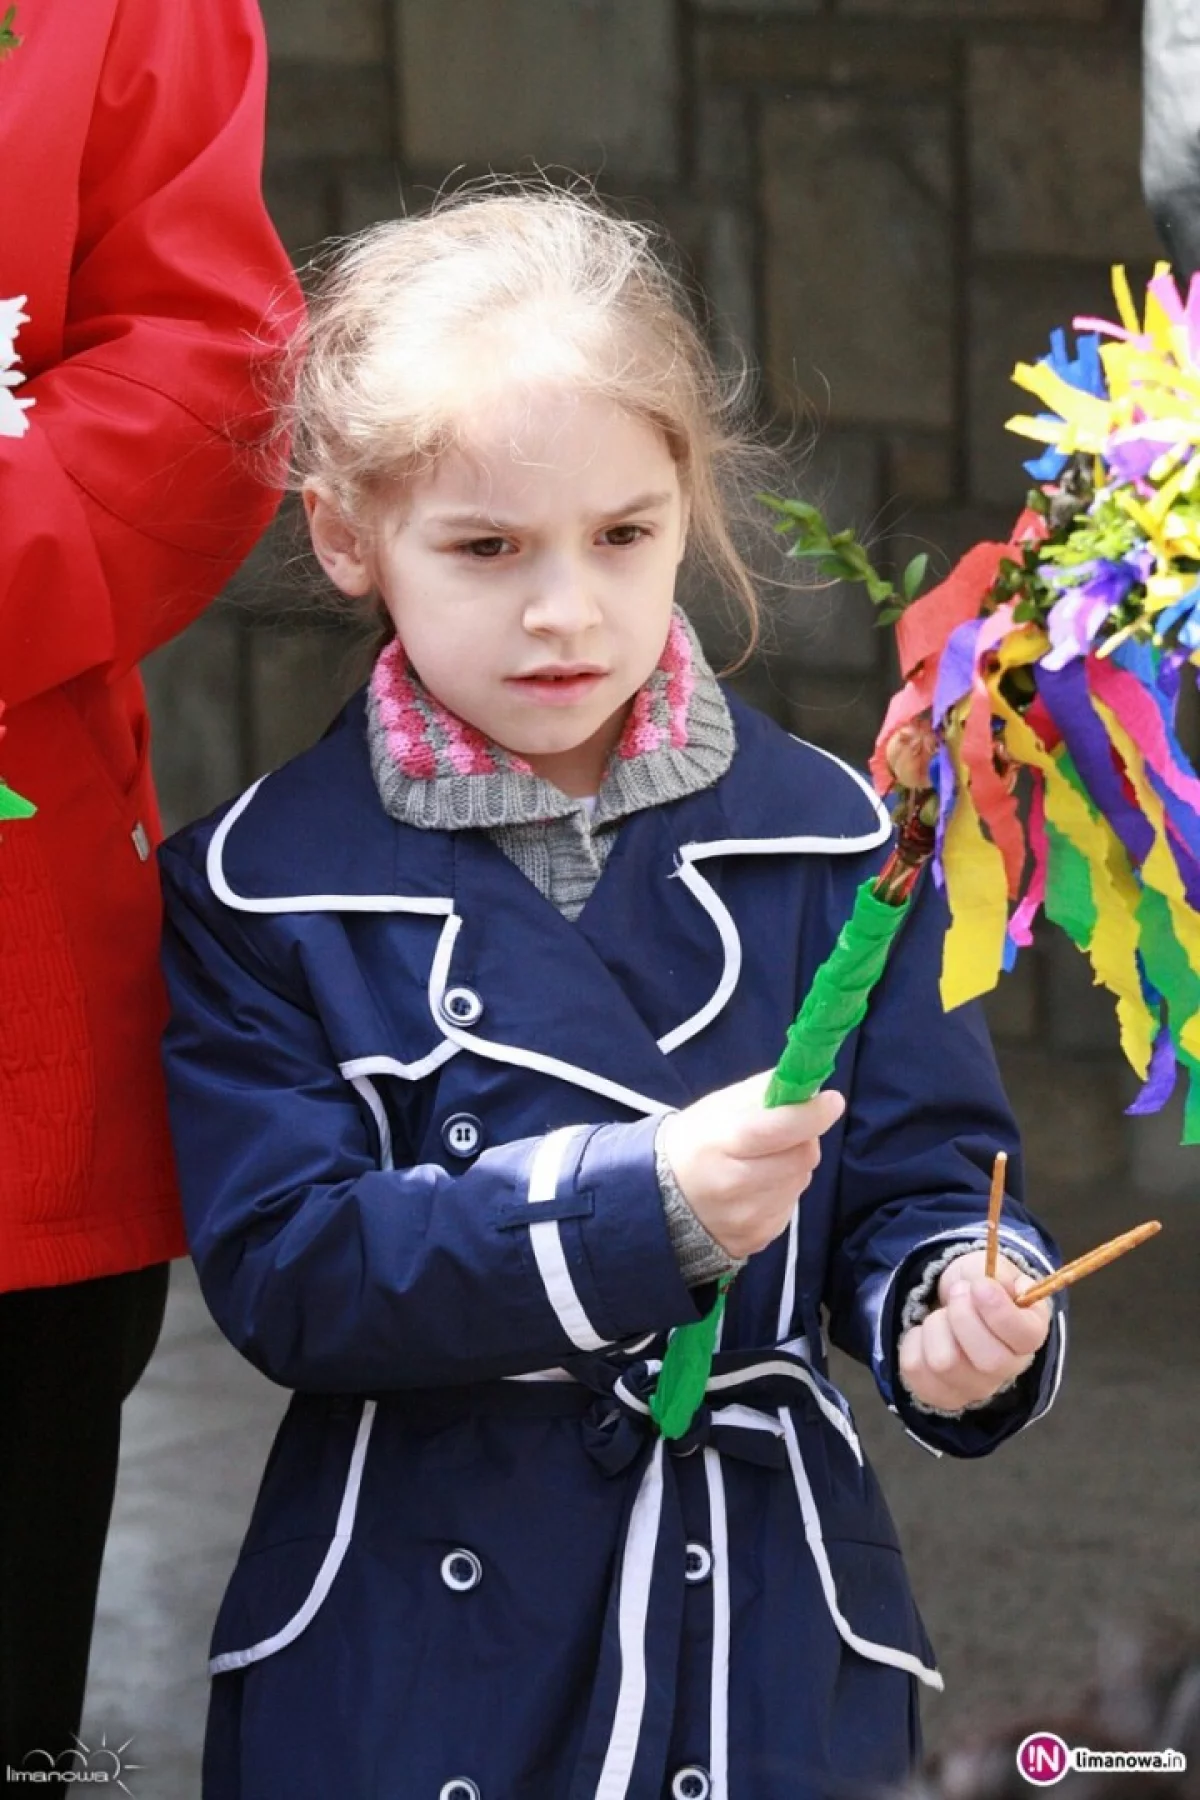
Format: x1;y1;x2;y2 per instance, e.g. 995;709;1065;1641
200;690;891;1116
208;689;889;909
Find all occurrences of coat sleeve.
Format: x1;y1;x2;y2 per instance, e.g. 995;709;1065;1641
158;843;705;1394
822;864;1066;1458
0;0;300;708
1142;0;1200;281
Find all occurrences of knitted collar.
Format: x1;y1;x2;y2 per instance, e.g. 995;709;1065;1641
366;606;736;833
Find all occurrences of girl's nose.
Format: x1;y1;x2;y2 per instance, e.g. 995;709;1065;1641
523;563;603;636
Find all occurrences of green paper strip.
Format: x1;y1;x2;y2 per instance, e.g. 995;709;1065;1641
649;878;912;1440
1134;885;1200;1145
0;781;35;820
766;882;912;1108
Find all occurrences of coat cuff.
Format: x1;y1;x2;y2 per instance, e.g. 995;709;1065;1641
872;1224;1067;1458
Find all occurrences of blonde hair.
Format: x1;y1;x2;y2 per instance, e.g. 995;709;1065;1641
278;181;774;661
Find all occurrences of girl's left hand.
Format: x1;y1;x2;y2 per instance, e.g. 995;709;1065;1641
897;1250;1053;1413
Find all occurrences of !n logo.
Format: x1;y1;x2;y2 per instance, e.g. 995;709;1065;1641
1017;1732;1071;1786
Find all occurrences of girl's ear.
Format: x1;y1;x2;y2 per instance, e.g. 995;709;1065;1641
304;485;374;598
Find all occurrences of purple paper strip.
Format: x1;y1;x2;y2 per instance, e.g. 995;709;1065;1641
933;619;985;729
1126;1020;1177;1115
929;744;956;891
1036;660;1154;868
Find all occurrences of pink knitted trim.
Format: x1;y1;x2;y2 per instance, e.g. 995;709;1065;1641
615;613;694;759
371;617;694;780
371;639;532;778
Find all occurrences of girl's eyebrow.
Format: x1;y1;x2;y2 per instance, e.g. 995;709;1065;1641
425;491;676;531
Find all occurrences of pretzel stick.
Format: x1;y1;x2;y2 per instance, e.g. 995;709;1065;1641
1015;1220;1162;1308
984;1151;1007;1279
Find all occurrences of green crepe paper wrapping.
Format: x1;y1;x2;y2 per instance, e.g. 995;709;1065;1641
649;880;912;1439
0;782;34;821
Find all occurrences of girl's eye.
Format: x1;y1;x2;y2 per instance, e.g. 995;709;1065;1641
458;536;513;559
600;524;648;547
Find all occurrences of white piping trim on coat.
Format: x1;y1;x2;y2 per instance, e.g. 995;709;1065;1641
207;779;452;917
706;1360;863;1465
427;914;673;1118
777;1210;800;1344
594;1440;666;1800
347;1074;394;1171
657;863;741;1054
341;1042;460;1085
208;1399;377;1675
703;1448;731;1800
526;1129;609;1353
657;797;892;1058
779;1409;944;1691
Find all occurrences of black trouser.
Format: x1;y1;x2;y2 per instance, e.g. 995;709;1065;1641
0;1263;169;1789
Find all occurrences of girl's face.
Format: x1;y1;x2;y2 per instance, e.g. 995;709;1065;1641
307;389;690;796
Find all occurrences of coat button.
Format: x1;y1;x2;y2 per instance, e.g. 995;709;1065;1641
672;1769;711;1800
440;1548;483;1592
439;1784;481;1800
683;1542;712;1585
442;1113;484;1158
441;985;484;1027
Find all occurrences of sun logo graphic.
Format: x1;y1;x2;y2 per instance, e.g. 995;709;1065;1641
7;1731;143;1793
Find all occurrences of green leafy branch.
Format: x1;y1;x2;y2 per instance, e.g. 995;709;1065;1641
0;7;21;59
759;493;929;625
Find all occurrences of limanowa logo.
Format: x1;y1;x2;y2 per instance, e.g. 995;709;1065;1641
1017;1731;1188;1786
6;1733;142;1793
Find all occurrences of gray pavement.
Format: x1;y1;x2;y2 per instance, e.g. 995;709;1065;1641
82;1178;1200;1799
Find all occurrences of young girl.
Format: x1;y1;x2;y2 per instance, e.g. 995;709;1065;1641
159;187;1063;1800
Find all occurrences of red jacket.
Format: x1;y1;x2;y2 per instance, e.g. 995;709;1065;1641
0;0;299;1290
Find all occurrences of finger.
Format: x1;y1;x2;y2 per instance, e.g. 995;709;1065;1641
942;1284;1029;1378
917;1306;964;1379
728;1089;846;1159
936;1250;988;1304
898;1327;986;1412
971;1278;1052;1355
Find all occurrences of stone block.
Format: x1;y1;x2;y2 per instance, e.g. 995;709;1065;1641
693;0;818;12
1042;926;1122;1055
698;21;953;89
263;164;336;262
996;1045;1129;1191
968;265;1153;507
259;0;388;63
885;432;956;507
842;0;1108;14
143;608;248;833
267;62;394;162
779;667;888;767
247;624;371;777
692;90;754;197
982;953;1039;1044
337;162;408;235
970;43;1160;261
883;504;1026;588
761;95;954;429
702;205;759;373
396;0;680;180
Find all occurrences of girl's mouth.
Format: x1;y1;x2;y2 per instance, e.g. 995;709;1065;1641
507;670;606;704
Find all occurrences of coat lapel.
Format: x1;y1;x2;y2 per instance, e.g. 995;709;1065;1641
206;690;892;1118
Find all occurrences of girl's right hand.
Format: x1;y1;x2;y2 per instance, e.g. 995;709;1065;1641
658;1073;846;1260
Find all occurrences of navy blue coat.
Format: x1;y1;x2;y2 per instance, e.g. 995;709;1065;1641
159;690;1065;1800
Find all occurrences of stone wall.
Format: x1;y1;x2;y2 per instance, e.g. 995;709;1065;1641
146;0;1186;1190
